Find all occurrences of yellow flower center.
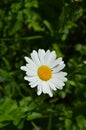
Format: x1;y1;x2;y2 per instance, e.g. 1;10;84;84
37;65;52;81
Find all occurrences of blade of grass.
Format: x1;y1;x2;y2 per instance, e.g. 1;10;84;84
47;113;52;130
0;35;43;41
31;121;40;130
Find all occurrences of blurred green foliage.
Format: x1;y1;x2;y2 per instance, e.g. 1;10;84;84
0;0;86;130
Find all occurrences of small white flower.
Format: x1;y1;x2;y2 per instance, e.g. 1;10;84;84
20;49;67;97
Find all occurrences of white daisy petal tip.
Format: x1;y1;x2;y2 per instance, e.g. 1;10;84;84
24;76;28;81
24;56;28;61
20;66;23;70
20;66;27;71
37;90;42;96
21;49;67;97
49;92;53;97
59;86;63;90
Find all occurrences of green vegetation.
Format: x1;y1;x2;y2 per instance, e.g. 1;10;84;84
0;0;86;130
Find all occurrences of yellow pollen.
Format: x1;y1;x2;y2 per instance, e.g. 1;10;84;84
37;65;52;81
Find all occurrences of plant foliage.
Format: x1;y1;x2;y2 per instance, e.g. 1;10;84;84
0;0;86;130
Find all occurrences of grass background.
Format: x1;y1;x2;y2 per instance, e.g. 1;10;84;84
0;0;86;130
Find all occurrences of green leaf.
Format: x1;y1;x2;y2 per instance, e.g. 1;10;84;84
65;119;72;130
27;112;42;120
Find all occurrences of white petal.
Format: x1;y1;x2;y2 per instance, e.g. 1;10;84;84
46;51;56;66
48;80;57;91
56;79;65;87
37;83;42;95
42;81;53;97
38;49;45;64
44;50;51;63
59;71;68;76
20;66;28;71
31;50;41;66
24;76;38;82
26;64;37;71
24;76;29;81
50;57;63;68
26;70;37;76
53;64;65;73
50;78;65;89
58;76;67;82
29;80;39;88
24;56;31;63
56;85;63;90
59;61;64;65
53;73;67;82
24;56;37;69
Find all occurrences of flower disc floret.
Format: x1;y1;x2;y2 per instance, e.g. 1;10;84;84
37;65;52;81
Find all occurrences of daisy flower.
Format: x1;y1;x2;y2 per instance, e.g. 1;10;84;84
20;49;67;97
